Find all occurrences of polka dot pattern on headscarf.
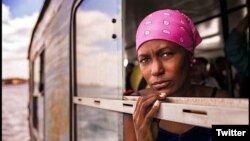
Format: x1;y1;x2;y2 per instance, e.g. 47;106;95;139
136;9;202;54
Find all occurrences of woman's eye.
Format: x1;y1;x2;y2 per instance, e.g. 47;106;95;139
161;52;173;58
139;58;149;64
162;53;168;57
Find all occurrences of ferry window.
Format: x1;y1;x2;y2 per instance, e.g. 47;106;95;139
32;51;45;140
76;0;122;98
75;0;123;140
32;55;39;134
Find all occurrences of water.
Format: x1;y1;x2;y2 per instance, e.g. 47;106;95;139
2;83;30;141
2;83;123;141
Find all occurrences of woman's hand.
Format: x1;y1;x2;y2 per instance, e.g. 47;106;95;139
133;93;166;141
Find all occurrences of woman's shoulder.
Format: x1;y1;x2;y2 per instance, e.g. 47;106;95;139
194;85;231;98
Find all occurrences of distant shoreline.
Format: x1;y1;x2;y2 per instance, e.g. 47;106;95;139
2;78;28;85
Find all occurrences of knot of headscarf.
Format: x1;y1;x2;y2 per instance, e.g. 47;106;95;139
136;9;202;54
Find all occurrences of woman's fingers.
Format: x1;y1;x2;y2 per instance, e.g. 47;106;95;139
157;92;167;100
138;95;158;118
133;96;141;121
133;94;158;126
133;92;166;117
144;100;161;125
133;92;166;126
133;94;157;116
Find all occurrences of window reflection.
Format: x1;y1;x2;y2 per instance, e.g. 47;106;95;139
75;1;123;141
76;0;122;98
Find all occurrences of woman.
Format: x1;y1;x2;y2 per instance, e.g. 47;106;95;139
124;9;229;141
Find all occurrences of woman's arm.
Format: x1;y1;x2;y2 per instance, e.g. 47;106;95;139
124;114;137;141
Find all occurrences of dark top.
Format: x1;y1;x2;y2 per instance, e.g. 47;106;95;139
156;126;212;141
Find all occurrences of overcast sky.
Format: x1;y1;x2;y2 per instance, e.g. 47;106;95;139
2;0;44;79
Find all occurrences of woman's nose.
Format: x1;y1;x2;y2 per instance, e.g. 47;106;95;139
151;59;164;76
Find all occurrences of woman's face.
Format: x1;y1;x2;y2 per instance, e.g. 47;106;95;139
137;39;191;96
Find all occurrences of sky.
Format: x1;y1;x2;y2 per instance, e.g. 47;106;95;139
2;0;44;79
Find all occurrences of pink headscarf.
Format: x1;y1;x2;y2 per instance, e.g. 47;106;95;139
136;9;202;54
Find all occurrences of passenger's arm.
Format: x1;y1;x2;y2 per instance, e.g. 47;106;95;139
124;114;137;141
224;14;249;77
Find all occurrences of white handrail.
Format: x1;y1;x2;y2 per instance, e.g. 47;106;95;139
73;96;249;128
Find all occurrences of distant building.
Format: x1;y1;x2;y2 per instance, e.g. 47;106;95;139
2;77;28;85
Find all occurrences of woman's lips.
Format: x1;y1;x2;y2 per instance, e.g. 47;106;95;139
151;81;171;90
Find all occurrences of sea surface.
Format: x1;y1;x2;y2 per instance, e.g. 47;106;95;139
2;83;30;141
2;83;124;141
